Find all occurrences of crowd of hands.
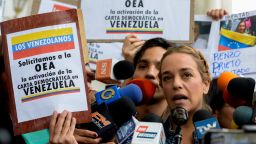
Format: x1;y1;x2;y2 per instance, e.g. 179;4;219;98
48;9;227;144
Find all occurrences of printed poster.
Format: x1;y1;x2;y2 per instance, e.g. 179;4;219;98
81;0;194;42
7;23;88;123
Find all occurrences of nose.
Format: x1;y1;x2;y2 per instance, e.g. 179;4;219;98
145;65;158;80
173;76;182;90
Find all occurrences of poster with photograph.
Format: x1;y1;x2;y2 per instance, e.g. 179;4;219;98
192;15;214;61
81;0;194;43
209;10;256;78
1;9;91;135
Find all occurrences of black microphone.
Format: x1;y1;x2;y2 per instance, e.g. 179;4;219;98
79;96;137;142
227;77;255;104
141;113;162;123
95;59;134;84
171;107;189;144
113;60;134;80
108;96;137;127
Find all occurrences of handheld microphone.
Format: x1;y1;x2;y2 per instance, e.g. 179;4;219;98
131;121;166;144
227;77;255;104
126;78;156;104
95;59;134;84
116;113;163;144
233;106;256;126
81;96;137;142
171;107;189;126
95;84;143;105
171;107;189;144
217;71;237;91
193;109;221;140
108;96;137;127
223;87;246;108
141;113;162;123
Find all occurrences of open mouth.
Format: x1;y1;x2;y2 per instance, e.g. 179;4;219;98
172;95;188;101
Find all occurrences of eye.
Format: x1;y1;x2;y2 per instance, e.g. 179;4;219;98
183;72;193;79
137;63;148;70
162;75;172;82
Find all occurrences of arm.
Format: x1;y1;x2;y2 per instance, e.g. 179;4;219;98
122;34;145;63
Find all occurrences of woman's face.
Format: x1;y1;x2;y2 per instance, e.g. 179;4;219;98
238;21;246;33
160;53;209;113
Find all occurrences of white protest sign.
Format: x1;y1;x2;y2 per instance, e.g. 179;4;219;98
7;23;88;123
208;10;256;78
81;0;194;42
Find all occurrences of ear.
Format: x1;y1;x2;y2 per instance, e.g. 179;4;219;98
203;80;210;95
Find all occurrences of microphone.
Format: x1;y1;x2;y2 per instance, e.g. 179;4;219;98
108;96;137;127
233;106;256;126
95;59;134;84
95;84;143;105
116;113;163;144
193;109;221;141
81;96;137;142
217;71;255;108
131;121;166;144
141;113;162;123
223;87;247;108
126;78;156;104
171;107;189;144
217;71;237;91
171;107;189;126
227;77;255;104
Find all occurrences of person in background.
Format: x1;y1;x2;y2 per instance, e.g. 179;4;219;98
159;45;211;144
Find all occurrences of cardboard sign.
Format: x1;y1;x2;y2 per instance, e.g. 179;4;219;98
1;9;91;135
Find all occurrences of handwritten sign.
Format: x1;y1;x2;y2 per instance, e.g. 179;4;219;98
208;10;256;78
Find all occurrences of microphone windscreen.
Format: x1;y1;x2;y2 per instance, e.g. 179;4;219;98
193;109;211;122
113;60;134;80
119;84;143;105
108;97;137;127
141;113;162;123
126;78;156;104
223;87;246;108
171;107;189;126
227;77;255;102
233;106;253;126
217;71;237;91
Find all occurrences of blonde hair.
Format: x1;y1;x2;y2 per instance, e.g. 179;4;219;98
159;45;211;84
